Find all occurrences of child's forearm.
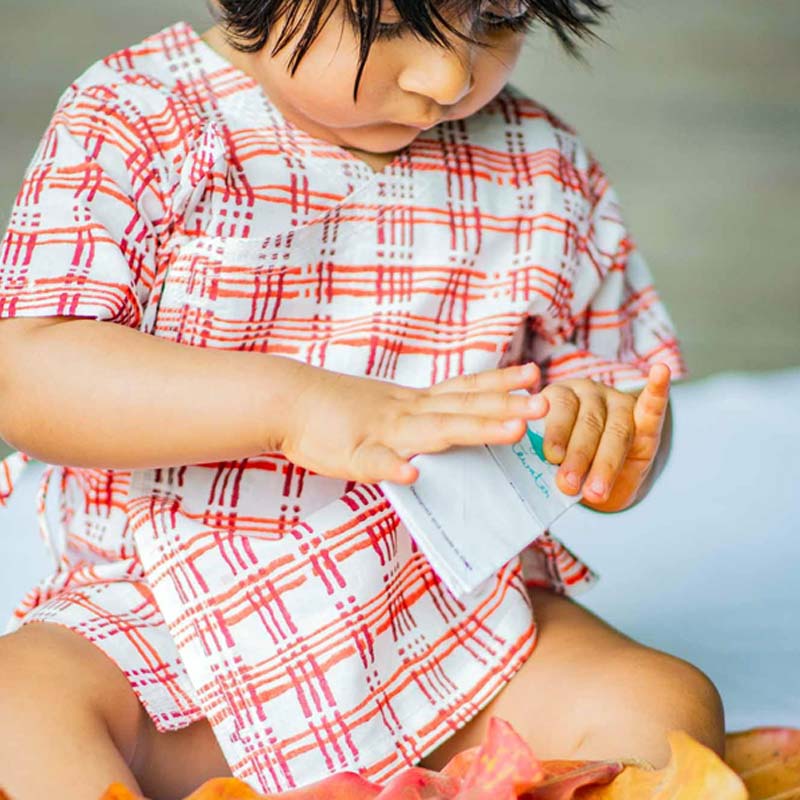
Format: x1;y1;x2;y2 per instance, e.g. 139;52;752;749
0;317;305;470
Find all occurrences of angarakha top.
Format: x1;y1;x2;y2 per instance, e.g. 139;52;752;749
0;22;686;793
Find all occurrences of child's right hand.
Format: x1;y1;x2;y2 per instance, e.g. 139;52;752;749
278;363;548;485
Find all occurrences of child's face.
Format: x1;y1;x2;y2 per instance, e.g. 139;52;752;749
207;0;526;157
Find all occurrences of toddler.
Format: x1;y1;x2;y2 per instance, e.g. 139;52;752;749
0;1;724;798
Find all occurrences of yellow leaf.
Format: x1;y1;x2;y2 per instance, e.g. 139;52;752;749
578;731;748;799
725;728;800;800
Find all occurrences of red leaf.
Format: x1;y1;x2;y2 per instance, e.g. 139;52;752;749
522;761;623;799
456;717;545;799
374;766;461;799
440;747;480;781
261;772;383;799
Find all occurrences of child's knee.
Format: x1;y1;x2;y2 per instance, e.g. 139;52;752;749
587;645;725;765
649;651;725;753
0;624;142;762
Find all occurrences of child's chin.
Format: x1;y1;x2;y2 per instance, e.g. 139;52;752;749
343;122;424;154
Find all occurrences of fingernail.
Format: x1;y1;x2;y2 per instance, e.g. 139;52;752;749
565;471;581;489
522;363;538;377
504;419;522;431
589;479;606;496
548;444;565;461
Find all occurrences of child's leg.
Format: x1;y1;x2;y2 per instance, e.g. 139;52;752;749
0;622;231;800
419;587;725;771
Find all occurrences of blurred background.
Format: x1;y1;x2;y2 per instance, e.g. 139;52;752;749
0;0;798;737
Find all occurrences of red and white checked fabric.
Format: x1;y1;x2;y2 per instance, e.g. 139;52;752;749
0;21;687;791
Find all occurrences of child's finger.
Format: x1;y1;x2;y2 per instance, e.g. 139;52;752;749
419;389;548;421
430;362;541;396
580;398;634;504
395;413;527;457
555;390;606;495
633;363;671;435
356;442;418;485
540;385;580;464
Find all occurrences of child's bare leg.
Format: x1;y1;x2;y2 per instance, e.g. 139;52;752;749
419;587;725;771
0;622;231;800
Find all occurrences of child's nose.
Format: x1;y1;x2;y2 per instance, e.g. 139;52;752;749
397;41;475;108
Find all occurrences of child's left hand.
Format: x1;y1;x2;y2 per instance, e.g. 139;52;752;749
540;364;672;513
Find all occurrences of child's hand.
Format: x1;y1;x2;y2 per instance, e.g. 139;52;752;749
279;363;549;485
541;364;672;513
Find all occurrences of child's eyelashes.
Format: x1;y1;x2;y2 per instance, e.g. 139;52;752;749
374;9;535;42
476;10;535;35
375;20;408;41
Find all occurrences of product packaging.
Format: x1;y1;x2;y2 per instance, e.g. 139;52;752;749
380;418;582;599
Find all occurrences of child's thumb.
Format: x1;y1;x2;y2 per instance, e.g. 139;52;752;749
356;442;418;485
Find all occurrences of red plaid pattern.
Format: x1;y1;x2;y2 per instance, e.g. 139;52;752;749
0;21;686;791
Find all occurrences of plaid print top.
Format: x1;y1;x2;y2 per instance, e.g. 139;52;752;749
0;21;686;790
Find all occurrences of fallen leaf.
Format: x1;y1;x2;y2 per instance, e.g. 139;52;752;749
725;728;800;799
440;746;479;782
457;717;545;799
522;760;624;799
184;778;264;799
267;772;384;799
99;784;144;800
579;731;748;799
374;766;460;798
87;724;800;800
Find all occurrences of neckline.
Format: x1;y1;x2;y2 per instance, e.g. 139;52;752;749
179;21;417;178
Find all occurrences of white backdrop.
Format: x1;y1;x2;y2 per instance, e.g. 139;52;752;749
1;368;799;732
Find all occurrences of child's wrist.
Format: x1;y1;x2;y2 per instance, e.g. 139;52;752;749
254;356;314;454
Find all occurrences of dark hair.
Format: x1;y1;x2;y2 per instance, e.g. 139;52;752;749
211;0;608;100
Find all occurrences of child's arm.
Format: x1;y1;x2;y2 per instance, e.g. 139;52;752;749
0;315;302;469
0;315;548;480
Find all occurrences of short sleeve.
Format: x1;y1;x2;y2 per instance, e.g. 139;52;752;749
0;83;172;329
527;155;688;393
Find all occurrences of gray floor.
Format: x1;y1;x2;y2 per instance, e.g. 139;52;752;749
0;1;798;384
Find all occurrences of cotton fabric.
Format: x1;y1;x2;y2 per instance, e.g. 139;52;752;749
0;21;685;791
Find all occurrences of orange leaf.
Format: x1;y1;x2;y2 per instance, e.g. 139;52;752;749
523;760;624;799
578;731;747;799
99;784;145;800
725;728;800;799
457;717;545;799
